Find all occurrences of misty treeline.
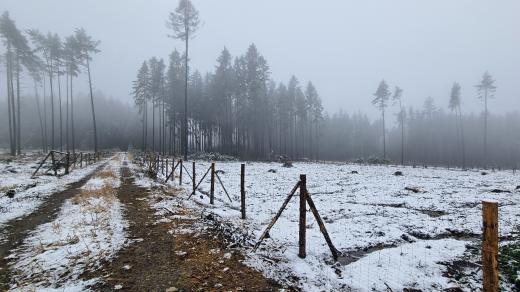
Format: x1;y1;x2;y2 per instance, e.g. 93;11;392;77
133;0;325;161
132;43;519;168
0;91;140;150
0;11;100;156
1;2;519;169
133;45;324;161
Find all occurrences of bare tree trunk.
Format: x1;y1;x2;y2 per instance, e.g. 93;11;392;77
70;73;75;154
57;69;63;151
16;54;21;155
152;99;155;152
9;49;17;156
400;103;404;165
65;71;69;153
382;108;386;161
49;58;55;150
458;106;466;169
483;89;488;169
43;72;48;153
34;80;45;153
183;10;189;160
6;50;14;155
144;99;148;151
86;57;98;153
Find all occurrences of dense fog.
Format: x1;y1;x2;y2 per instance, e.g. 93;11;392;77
1;1;520;169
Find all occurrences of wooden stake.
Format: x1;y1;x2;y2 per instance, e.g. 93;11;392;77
215;172;233;202
482;200;499;292
306;192;340;260
241;163;246;219
299;174;307;258
32;151;52;177
179;159;183;185
253;181;300;251
192;161;196;194
165;160;180;182
210;162;215;205
187;165;212;199
80;152;83;167
65;152;70;174
51;151;57;176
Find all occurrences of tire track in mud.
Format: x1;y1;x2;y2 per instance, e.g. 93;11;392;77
85;163;282;291
0;162;107;290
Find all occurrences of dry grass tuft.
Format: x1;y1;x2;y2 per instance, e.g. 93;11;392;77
72;184;117;206
96;169;118;179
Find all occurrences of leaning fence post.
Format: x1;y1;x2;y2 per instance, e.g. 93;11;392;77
179;159;183;185
241;163;246;219
482;200;499;292
51;151;57;176
299;174;307;258
65;152;70;174
210;162;215;205
192;161;196;194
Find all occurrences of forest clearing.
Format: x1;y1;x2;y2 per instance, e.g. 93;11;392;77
2;0;520;290
0;151;518;290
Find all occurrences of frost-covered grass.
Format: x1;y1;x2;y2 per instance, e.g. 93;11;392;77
0;152;103;237
8;154;128;291
145;159;520;291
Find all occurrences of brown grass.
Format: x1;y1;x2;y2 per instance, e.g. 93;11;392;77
96;170;118;179
72;184;117;205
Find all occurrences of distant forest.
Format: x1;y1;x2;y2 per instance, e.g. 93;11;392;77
1;7;520;169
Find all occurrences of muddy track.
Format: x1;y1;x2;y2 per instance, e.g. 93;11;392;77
86;164;282;291
0;162;107;290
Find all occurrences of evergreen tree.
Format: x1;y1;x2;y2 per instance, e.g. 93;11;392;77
167;0;201;160
74;28;100;153
132;61;151;151
449;82;465;168
392;86;405;165
476;71;496;168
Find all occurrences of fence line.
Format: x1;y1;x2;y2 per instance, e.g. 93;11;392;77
137;151;504;290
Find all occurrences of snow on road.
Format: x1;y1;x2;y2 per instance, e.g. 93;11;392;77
8;154;128;291
145;159;520;291
0;153;102;239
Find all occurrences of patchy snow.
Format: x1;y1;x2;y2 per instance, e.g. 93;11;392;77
144;158;520;291
0;153;105;240
8;154;128;290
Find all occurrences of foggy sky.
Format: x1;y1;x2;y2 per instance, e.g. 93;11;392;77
3;0;520;119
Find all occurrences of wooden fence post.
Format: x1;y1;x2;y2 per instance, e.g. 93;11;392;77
179;159;183;185
241;163;246;219
482;200;499;292
210;162;215;205
299;174;307;258
51;151;57;176
192;161;196;195
80;152;83;168
65;152;70;174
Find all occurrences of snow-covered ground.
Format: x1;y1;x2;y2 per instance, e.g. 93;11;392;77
0;153;102;239
8;154;128;291
139;159;520;291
